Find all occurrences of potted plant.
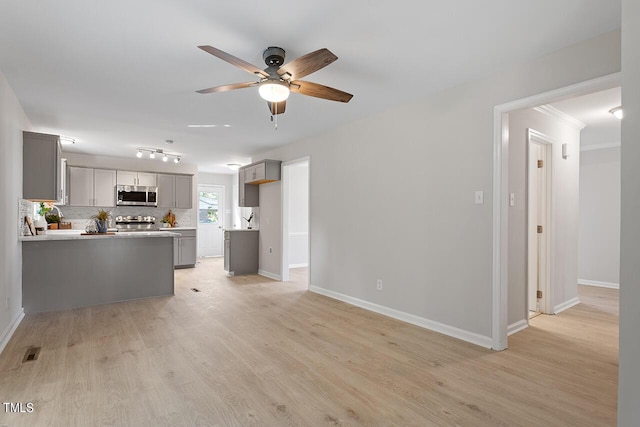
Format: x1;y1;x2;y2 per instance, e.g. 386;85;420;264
91;209;110;233
162;210;176;228
45;214;60;229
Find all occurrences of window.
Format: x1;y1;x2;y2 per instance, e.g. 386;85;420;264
198;191;219;224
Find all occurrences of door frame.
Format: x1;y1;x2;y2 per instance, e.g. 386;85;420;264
281;156;311;287
197;184;225;258
491;72;621;350
526;129;553;318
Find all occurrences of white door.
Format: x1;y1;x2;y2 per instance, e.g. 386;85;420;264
527;130;552;316
197;185;224;257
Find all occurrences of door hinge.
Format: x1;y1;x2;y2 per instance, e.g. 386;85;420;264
537;225;543;233
538;160;543;168
536;290;543;299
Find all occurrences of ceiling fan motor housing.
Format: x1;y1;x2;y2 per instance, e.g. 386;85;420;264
263;47;286;66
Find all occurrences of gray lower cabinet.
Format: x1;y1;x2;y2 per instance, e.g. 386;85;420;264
68;166;116;207
23;131;64;202
224;230;258;275
173;229;197;268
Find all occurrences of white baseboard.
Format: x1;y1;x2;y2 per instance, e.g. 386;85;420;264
507;319;528;336
578;279;619;289
0;309;25;355
258;270;282;281
554;297;580;314
309;286;492;349
288;263;308;269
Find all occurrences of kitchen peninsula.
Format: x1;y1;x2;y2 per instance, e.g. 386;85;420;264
21;231;177;313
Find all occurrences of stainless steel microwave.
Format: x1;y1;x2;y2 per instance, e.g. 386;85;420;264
116;185;158;207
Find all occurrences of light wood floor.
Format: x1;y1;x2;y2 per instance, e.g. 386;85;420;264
0;259;618;426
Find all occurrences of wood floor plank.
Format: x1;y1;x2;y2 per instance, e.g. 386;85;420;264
0;260;618;426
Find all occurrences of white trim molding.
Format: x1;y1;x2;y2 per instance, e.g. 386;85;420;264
579;279;620;289
507;319;529;336
533;105;587;130
554;297;581;314
258;270;282;281
580;141;621;152
0;309;24;355
288;263;308;269
309;286;492;349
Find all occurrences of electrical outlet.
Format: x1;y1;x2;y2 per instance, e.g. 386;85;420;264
376;279;383;291
475;191;484;204
510;193;515;207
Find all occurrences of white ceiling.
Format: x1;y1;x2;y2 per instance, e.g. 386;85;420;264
0;1;620;173
549;87;621;147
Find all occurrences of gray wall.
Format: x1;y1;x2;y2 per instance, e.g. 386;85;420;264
579;147;620;286
253;31;620;343
258;182;281;277
618;0;640;423
507;108;581;325
0;68;31;350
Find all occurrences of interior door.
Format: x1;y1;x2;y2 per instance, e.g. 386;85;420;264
197;185;224;257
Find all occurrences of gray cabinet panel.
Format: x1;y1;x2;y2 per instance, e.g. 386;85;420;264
137;172;157;186
117;171;157;186
173;229;197;268
23;131;63;202
94;169;116;207
224;230;258;275
238;159;280;207
175;175;192;209
157;174;176;208
116;170;137;185
68;167;94;206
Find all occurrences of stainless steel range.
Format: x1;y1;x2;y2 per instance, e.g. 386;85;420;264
114;215;158;232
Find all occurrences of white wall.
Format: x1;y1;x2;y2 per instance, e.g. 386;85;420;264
198;172;235;230
579;147;620;286
64;152;198;227
0;69;31;351
288;163;309;267
253;31;620;345
507;108;581;325
618;0;640;423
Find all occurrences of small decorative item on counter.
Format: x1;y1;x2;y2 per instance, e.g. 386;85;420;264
91;209;110;233
38;202;52;217
243;212;254;229
59;222;72;230
85;221;98;234
45;214;60;229
162;210;177;228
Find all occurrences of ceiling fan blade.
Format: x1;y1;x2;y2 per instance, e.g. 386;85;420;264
278;48;338;80
198;45;269;78
290;80;353;103
196;82;255;94
267;101;286;115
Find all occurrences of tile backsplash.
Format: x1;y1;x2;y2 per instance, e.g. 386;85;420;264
18;199;35;236
59;206;192;229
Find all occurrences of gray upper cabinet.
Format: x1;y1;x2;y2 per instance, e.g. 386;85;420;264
175;175;192;209
243;160;281;184
23;131;64;202
157;173;192;209
68;167;116;207
238;159;281;207
116;171;157;186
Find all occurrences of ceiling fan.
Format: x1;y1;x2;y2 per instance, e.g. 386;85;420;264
196;46;353;115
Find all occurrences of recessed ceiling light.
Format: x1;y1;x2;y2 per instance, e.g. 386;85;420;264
223;124;231;128
227;163;241;170
188;124;217;128
59;136;76;145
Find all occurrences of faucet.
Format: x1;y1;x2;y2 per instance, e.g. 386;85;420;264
50;205;64;218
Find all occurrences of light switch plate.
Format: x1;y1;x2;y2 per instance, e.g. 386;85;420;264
475;191;484;204
510;193;515;207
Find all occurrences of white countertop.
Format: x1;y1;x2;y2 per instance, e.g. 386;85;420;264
159;226;196;230
20;230;180;241
224;229;259;232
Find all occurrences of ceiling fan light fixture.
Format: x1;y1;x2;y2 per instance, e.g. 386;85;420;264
258;81;290;103
609;106;623;119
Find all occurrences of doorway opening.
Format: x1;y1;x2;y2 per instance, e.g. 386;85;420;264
281;157;310;288
492;72;621;350
197;184;224;257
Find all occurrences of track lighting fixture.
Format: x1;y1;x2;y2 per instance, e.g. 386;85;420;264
135;148;182;163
